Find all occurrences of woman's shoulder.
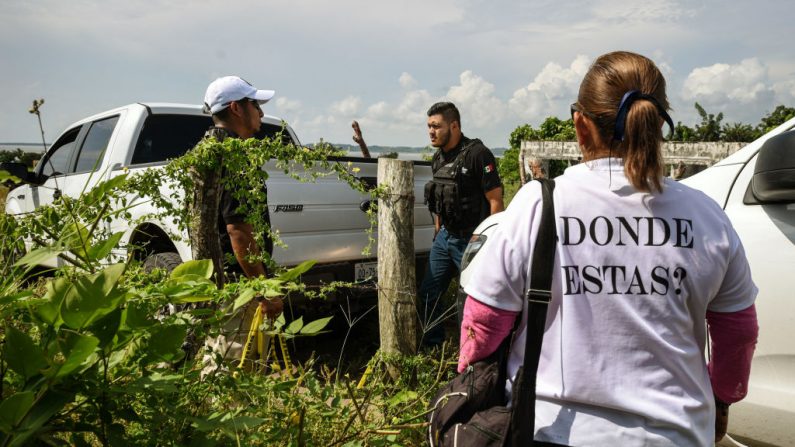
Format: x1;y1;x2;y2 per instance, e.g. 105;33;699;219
663;178;725;211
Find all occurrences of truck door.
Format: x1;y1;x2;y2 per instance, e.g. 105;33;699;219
29;125;84;211
63;115;120;199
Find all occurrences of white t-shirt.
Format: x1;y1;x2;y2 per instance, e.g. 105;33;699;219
465;158;757;447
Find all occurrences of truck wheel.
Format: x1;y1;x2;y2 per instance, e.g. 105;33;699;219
142;251;182;274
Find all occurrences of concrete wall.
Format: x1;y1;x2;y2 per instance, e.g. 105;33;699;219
520;140;746;164
519;140;747;181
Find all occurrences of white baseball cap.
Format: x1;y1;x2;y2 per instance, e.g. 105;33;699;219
203;76;275;114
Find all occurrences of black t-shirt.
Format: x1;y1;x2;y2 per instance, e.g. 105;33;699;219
431;135;502;233
203;127;272;274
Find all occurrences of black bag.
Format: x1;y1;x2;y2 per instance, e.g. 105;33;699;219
428;179;557;447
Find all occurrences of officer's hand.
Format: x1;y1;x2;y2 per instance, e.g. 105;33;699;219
715;399;729;442
259;297;283;320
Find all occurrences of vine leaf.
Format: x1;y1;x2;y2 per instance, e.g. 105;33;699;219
5;327;47;380
60;263;126;329
277;260;316;282
300;316;333;335
233;288;256;312
143;325;187;363
45;332;100;379
170;259;213;280
14;246;64;268
0;391;34;433
87;231;124;261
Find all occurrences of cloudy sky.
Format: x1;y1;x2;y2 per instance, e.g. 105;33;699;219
1;0;792;149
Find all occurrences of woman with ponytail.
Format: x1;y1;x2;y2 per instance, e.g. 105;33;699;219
458;51;758;446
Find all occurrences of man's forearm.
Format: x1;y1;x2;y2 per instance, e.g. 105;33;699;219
228;223;267;278
485;186;504;214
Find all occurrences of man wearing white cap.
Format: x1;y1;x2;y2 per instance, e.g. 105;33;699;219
194;76;282;370
201;76;282;317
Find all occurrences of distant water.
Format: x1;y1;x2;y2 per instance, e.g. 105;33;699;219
313;142;508;157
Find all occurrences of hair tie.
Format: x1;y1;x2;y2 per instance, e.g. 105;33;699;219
613;90;675;141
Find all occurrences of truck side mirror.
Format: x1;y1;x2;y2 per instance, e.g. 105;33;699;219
751;130;795;203
0;162;32;185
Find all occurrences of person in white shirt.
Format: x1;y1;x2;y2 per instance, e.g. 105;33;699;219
459;51;759;446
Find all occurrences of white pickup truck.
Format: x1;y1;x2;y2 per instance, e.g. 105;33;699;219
2;103;434;285
459;118;795;446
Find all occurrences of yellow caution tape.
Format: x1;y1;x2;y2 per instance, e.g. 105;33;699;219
278;334;293;377
238;304;263;369
357;363;373;389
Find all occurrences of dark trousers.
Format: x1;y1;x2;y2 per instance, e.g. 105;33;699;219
418;227;469;346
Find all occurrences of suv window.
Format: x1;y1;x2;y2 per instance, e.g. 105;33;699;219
131;114;295;165
40;127;81;177
74;116;119;173
132;115;212;165
255;123;296;145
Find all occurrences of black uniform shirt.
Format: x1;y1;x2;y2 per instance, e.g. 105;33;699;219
431;135;502;234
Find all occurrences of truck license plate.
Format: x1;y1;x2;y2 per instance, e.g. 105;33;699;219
354;261;378;282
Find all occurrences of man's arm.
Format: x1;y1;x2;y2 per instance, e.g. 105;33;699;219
352;121;371;158
227;222;267;277
485;186;504;215
227;222;284;318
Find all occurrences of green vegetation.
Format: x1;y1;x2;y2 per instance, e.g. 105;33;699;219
499;117;576;204
0;135;453;446
672;103;795;142
0;148;41;168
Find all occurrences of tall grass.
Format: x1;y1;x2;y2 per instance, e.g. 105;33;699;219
0;185;7;208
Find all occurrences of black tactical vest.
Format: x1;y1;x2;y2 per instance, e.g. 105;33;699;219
424;139;486;235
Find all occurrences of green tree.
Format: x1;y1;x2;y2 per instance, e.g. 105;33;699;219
501;118;575;187
499;124;537;185
757;105;795;133
694;102;723;141
673;122;697;142
721;122;760;142
0;148;42;167
538;116;575;141
0;148;23;163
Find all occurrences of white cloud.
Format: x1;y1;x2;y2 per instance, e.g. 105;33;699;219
445;70;506;128
592;0;698;23
393;89;435;126
774;79;795;104
330;96;362;117
509;55;591;121
680;58;777;125
399;72;417;89
682;58;773;104
274;97;301;113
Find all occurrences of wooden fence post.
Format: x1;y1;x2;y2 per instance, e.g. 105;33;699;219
189;162;225;288
377;158;418;362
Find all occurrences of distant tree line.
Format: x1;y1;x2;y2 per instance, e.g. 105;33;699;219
0;147;41;168
498;104;795;184
674;104;795;143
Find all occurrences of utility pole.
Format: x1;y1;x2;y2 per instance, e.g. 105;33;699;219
29;99;47;152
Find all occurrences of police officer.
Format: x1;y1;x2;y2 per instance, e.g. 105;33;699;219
420;102;504;347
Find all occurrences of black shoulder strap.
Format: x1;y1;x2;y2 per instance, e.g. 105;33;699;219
431;149;443;172
509;178;557;446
